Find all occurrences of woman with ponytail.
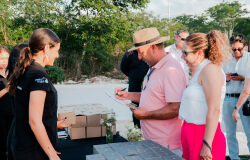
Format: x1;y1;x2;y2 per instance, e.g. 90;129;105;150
9;28;62;160
178;30;230;160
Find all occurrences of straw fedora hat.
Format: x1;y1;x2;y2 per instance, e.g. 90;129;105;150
128;27;169;52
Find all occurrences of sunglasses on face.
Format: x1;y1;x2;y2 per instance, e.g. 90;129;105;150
232;48;243;52
178;35;186;41
182;50;197;56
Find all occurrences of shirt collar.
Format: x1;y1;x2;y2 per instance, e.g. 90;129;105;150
230;51;247;63
153;54;171;69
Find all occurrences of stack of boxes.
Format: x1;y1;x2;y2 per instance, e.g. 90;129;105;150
58;104;116;140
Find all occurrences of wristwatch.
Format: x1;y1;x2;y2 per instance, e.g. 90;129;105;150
234;106;238;110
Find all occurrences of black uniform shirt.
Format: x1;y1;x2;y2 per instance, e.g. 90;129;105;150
15;61;57;150
0;74;13;115
120;51;149;92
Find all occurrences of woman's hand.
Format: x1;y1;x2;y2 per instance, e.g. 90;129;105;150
49;152;61;160
57;119;70;129
200;144;212;160
232;109;239;122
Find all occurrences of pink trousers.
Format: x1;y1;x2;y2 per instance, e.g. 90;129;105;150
181;121;226;160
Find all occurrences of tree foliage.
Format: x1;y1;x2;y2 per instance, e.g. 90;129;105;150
0;0;151;79
1;0;249;80
174;1;249;38
206;1;248;37
234;17;250;41
174;15;212;34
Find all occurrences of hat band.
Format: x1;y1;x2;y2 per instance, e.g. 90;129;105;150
134;36;161;47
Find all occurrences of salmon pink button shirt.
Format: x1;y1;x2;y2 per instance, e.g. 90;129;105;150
140;54;186;150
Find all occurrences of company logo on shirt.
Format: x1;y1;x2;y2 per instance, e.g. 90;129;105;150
35;77;49;84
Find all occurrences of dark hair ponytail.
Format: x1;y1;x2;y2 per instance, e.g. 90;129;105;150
6;43;29;80
9;47;32;95
9;28;60;95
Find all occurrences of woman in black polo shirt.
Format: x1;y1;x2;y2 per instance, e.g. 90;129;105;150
6;43;28;160
0;45;13;160
9;28;61;160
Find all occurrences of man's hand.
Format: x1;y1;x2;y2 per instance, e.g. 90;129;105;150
231;74;245;81
115;87;129;100
131;107;150;120
226;72;231;82
232;109;239;122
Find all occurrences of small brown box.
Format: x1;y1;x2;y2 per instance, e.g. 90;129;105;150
69;127;86;140
58;112;76;125
86;126;102;138
101;125;116;136
86;114;101;127
72;115;87;127
101;114;107;119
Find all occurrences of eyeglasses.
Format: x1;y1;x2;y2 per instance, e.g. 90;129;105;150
232;48;243;52
142;67;155;90
178;35;186;41
182;50;197;56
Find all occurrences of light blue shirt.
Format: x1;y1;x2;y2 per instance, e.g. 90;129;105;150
223;51;250;94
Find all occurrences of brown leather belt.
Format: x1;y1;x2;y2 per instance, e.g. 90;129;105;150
226;93;240;97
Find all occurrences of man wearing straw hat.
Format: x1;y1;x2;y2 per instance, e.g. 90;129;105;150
116;27;186;156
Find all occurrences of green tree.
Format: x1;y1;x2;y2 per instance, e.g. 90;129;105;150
174;14;212;33
206;1;248;37
131;11;186;46
0;0;150;79
234;17;250;41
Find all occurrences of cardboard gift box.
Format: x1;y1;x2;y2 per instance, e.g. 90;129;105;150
58;104;116;139
68;127;86;140
86;114;102;127
58;112;76;125
72;115;87;128
86;126;102;138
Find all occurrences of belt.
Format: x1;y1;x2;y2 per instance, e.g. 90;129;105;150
226;93;240;97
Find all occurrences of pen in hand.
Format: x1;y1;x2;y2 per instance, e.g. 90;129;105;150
116;88;127;95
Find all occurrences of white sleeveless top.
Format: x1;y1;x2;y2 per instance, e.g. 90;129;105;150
179;59;226;124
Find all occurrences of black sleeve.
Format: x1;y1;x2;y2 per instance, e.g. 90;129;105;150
0;78;7;90
120;52;130;76
29;72;51;92
0;81;5;90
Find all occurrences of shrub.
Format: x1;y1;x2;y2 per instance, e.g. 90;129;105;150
45;65;65;84
127;125;143;142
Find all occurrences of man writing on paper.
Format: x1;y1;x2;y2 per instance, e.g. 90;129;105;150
115;28;186;156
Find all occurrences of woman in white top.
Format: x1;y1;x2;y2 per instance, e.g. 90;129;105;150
179;30;230;160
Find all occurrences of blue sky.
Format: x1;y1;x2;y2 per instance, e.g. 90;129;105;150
145;0;250;18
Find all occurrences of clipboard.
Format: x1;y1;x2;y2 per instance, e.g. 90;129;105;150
104;91;137;110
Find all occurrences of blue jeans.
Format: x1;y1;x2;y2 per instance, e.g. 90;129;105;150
223;96;250;160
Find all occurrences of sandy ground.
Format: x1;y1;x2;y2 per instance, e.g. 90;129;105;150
56;77;249;156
